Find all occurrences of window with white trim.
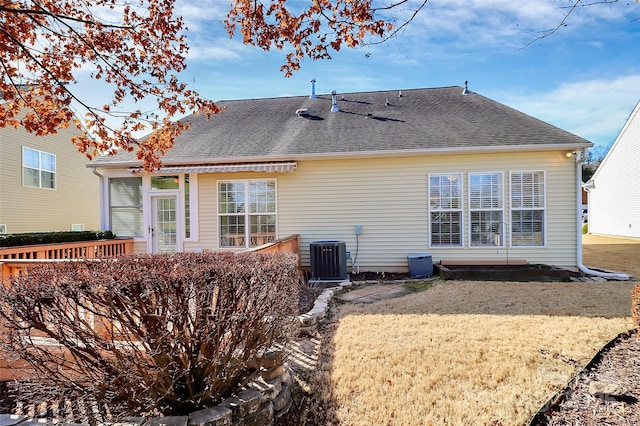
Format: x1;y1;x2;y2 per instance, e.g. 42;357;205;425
469;172;504;246
429;173;462;246
23;147;56;189
71;224;85;232
109;177;143;238
0;225;6;234
218;180;276;248
510;171;545;246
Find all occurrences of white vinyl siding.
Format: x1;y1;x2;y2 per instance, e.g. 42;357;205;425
218;179;276;248
469;172;504;247
587;101;640;238
22;147;56;189
510;171;546;246
429;173;463;246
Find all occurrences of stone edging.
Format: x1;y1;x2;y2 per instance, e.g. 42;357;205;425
1;353;294;426
297;281;352;328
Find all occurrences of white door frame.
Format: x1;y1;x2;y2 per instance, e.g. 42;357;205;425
147;191;183;253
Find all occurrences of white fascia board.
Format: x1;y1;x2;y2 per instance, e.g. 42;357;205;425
87;142;593;169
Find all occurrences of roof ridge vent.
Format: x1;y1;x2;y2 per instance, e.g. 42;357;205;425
331;90;339;112
462;80;470;95
310;79;317;99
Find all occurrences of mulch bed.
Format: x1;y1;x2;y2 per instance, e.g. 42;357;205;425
530;329;640;425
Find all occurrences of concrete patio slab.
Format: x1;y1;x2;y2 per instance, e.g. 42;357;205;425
335;283;412;304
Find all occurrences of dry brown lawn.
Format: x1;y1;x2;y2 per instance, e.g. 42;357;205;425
305;235;639;425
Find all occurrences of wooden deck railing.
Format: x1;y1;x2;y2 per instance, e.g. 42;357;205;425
245;234;300;260
0;238;134;282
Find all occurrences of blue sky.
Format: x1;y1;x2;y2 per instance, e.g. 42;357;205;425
168;0;640;151
119;1;640;151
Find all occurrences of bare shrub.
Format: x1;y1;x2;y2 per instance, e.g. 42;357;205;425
0;251;300;417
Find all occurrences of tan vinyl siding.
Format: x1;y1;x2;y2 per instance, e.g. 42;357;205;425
276;152;577;270
99;149;578;270
184;150;578;270
0;122;100;233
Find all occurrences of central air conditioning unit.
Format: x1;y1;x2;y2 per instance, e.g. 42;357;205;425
310;240;347;280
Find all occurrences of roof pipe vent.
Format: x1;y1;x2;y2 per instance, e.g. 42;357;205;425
385;98;390;106
310;78;317;99
398;90;403;97
331;90;339;112
462;80;470;95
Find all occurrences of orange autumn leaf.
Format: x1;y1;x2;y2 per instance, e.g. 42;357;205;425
1;0;428;171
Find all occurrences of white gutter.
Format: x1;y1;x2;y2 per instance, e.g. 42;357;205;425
574;148;630;280
86;143;592;169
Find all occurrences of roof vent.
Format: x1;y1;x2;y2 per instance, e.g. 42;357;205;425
398;91;403;97
310;79;317;99
331;90;339;112
296;108;310;117
462;80;470;95
366;113;373;119
385;98;390;106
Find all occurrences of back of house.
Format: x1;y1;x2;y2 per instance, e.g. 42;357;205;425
89;85;591;273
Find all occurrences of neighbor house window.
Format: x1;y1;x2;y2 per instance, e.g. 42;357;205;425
429;173;462;246
109;177;143;238
218;180;276;248
71;224;85;232
510;171;545;246
23;147;56;189
469;172;504;246
0;225;6;234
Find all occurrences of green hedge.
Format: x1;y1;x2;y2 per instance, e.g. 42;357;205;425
0;230;116;248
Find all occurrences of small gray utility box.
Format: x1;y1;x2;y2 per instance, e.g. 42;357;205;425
407;253;433;278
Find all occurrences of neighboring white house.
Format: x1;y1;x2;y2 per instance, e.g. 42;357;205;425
88;85;592;272
584;100;640;239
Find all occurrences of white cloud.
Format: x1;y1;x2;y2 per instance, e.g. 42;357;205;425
175;0;227;31
186;38;249;62
383;0;639;54
494;75;640;146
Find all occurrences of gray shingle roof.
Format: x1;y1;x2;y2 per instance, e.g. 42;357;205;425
90;86;592;167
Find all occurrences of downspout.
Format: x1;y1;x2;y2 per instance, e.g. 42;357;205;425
574;148;630;280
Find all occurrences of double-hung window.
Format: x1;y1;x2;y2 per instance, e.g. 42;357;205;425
23;147;56;189
218;180;276;248
469;172;504;246
510;171;545;246
429;173;462;246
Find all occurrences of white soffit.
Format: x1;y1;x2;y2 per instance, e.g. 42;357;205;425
132;162;298;174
